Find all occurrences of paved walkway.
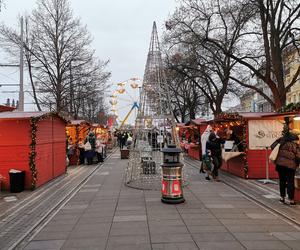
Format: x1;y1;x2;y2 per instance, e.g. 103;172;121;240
21;151;300;250
0;163;102;250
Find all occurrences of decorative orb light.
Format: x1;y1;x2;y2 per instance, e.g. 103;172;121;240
117;82;125;87
117;87;125;94
130;82;139;89
110;100;118;105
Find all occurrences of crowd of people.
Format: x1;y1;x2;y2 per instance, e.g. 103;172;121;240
116;131;133;149
67;130;106;165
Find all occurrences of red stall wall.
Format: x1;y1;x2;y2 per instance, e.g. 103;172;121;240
35;117;66;188
247;149;277;179
0;119;31;190
52;118;67;177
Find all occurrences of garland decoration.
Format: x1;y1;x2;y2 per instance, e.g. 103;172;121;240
215;112;249;178
277;102;300;113
29;112;68;190
29;116;39;190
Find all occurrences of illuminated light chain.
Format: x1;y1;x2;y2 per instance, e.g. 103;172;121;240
278;102;300;113
213;112;249;178
29;113;67;190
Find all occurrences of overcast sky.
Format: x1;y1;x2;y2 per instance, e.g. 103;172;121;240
0;0;178;123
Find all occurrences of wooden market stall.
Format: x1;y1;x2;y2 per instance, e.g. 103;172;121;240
66;120;91;165
0;111;67;191
208;112;282;179
178;118;206;160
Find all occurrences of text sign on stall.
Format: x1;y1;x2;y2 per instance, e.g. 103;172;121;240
248;120;283;150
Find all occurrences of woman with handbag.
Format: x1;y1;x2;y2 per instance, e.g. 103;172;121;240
271;132;300;205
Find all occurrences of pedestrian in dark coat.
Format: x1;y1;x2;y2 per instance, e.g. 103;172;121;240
271;132;300;205
206;132;225;181
85;131;96;165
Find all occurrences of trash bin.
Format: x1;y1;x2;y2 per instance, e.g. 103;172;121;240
161;145;185;204
9;169;25;193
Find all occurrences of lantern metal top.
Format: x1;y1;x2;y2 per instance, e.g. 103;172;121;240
161;144;181;153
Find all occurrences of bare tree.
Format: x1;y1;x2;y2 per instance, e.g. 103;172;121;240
165;66;207;122
0;0;110;117
164;0;253;115
203;0;300;109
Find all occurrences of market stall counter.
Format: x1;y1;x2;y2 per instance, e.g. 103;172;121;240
66;120;91;165
178;118;206;160
208;112;282;179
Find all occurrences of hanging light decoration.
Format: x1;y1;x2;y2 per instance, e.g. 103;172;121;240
110;99;118;105
130;82;139;89
117;82;125;87
117;87;125;94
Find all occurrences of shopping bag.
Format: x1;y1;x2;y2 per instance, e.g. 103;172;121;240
84;141;92;151
269;143;280;162
202;154;213;171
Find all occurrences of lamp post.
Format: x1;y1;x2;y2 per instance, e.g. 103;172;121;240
161;145;185;204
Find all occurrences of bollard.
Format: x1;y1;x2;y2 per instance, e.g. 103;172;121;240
161;145;185;204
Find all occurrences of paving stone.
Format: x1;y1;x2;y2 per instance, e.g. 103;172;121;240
195;241;245;250
264;225;299;232
41;224;75;232
24;240;65;250
149;225;189;234
282;240;300;250
72;222;111;232
187;225;228;233
233;232;278;241
106;243;151;250
271;232;297;241
113;215;146;222
33;231;70;241
61;237;107;249
152;242;199;250
225;224;268;233
240;240;290;249
205;204;234;209
107;235;149;245
183;218;222;226
192;232;236;242
69;227;110;239
61;204;88;210
246;213;278;220
151;233;194;243
286;232;300;240
149;219;185;227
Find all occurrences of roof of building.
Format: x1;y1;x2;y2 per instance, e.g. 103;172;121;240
0;111;67;122
185;118;206;126
69;120;90;126
0;105;16;112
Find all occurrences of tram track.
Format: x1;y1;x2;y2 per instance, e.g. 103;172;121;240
2;149;117;250
184;157;300;228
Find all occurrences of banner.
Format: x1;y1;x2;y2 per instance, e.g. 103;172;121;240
248;119;283;150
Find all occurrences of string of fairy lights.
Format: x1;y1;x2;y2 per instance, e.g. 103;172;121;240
29;113;67;190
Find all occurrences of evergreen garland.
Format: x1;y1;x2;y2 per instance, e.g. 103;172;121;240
278;102;300;113
29;112;67;190
29;117;39;190
216;112;249;178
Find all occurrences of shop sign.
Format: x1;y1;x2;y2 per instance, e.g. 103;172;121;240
248;120;283;150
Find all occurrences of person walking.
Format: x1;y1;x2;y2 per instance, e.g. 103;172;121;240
85;131;96;165
271;132;300;205
201;125;213;180
206;131;225;181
